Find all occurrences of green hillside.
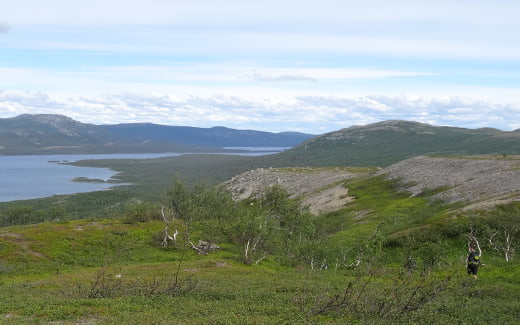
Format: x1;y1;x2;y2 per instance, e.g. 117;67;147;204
275;120;520;167
2;120;520;223
1;174;519;324
1;119;520;323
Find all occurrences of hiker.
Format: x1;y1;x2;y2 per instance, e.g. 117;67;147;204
404;255;416;275
466;246;480;279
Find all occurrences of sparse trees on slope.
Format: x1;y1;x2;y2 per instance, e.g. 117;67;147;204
484;204;519;262
163;178;318;265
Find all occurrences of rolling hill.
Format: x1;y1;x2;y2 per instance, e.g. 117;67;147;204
226;155;520;214
102;123;312;148
1;117;520;324
274;120;520;167
0;114;314;155
2;115;519;164
1;154;519;324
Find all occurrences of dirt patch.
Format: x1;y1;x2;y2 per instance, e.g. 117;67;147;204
214;261;228;267
86;222;106;230
0;232;49;260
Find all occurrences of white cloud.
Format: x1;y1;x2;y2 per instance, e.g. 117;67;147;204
243;68;432;83
0;65;435;98
247;71;317;83
1;90;519;133
1;1;519;134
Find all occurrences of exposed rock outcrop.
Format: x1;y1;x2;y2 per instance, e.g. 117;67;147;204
376;156;520;207
224;167;358;215
225;156;520;215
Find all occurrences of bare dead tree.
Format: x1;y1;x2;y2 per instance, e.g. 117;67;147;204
466;226;482;257
188;239;220;255
336;227;382;270
161;205;178;248
306;271;453;319
243;237;266;265
254;254;267;265
487;226;516;262
308;275;373;316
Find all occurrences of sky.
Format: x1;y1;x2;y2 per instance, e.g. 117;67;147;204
1;0;519;134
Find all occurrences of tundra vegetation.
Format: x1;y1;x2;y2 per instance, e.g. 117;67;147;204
0;155;519;324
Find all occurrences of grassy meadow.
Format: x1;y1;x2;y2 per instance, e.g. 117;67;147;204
1;215;519;324
1;155;519;324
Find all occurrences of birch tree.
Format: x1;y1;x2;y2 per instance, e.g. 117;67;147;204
484;204;518;262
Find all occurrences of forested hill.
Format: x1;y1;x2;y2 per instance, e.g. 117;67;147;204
0;114;314;155
272;120;520;167
3;114;519;165
102;123;312;148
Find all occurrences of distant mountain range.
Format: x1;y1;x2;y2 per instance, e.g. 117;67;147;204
0;114;314;155
102;123;312;148
275;120;520;167
2;115;520;165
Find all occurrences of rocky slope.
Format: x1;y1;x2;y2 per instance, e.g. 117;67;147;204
224;155;520;214
224;167;361;215
376;155;520;209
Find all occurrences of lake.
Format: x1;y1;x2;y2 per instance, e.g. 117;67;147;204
0;149;286;202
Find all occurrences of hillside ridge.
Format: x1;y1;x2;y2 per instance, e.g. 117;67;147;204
224;167;361;215
276;120;520;167
225;155;520;213
377;155;520;209
0;114;314;155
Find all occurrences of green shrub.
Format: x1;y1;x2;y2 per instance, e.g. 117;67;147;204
123;202;162;223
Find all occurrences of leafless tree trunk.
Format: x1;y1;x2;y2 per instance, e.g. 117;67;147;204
487;227;515;262
243;237;263;264
188;240;220;255
467;227;482;257
161;205;177;248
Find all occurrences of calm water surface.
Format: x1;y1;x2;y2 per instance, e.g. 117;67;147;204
0;149;285;202
0;153;183;202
